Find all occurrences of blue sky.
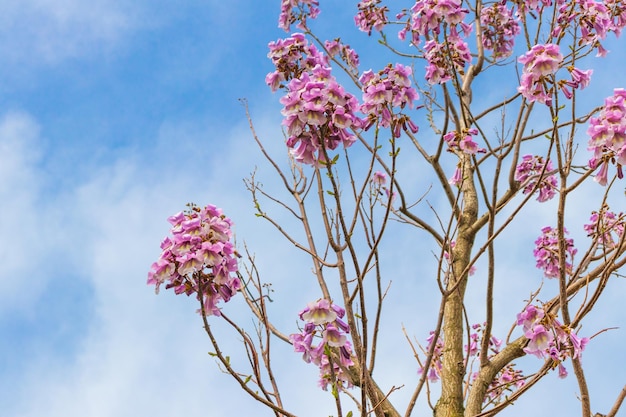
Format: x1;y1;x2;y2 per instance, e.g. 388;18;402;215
1;1;626;417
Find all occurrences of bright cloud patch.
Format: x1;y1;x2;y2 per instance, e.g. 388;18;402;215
0;0;136;65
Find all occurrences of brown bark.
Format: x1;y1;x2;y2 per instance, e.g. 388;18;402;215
435;153;478;417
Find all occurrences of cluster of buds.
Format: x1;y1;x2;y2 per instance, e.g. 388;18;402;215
290;299;354;391
147;204;241;316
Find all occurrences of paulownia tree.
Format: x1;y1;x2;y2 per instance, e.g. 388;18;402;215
147;1;626;416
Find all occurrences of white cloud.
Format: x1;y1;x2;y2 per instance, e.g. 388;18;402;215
0;0;137;66
0;111;49;312
3;95;626;417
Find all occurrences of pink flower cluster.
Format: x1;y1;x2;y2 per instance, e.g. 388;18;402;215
467;323;525;404
584;205;625;250
533;226;577;278
514;154;558;202
397;0;472;84
267;33;362;165
517;44;563;105
418;331;444;382
421;323;526;404
559;66;593;99
517;305;589;376
147;204;241;317
290;300;354;391
480;1;521;59
359;63;420;136
398;0;470;44
266;33;327;92
517;43;591;104
587;88;626;185
324;39;360;75
554;0;626;57
443;128;484;155
423;30;472;85
278;0;320;32
355;0;388;35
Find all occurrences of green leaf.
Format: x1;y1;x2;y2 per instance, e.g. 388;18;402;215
208;352;217;357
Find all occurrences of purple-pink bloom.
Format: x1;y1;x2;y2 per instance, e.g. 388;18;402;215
480;2;521;59
290;300;353;391
514;154;558;202
524;324;554;358
323;325;347;347
372;171;387;185
516;305;545;332
517;44;563;104
355;0;388;35
148;204;240;317
587;89;626;185
300;299;338;325
533;226;577;278
584;206;625;249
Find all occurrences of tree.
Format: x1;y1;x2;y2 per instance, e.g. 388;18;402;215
147;1;626;416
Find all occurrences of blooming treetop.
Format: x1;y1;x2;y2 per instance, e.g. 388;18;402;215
148;1;626;416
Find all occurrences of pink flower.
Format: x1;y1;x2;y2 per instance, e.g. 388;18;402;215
449;165;463;186
516;305;545;332
524;324;554;358
372;171;387;185
323;325;347;347
300;299;338;325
